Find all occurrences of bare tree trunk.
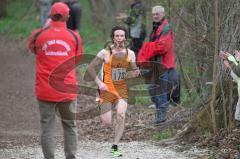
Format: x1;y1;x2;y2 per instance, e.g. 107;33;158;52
220;80;228;128
228;82;233;132
209;0;219;133
0;0;8;18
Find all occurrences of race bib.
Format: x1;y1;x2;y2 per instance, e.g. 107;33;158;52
111;68;127;81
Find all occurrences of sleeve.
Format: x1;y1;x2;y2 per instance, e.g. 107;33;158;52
144;24;174;60
137;43;147;62
227;55;238;65
137;43;153;68
129;51;136;62
96;49;106;61
129;50;139;70
227;55;240;77
28;29;41;53
74;32;83;64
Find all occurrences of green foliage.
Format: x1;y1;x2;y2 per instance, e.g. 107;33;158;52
0;0;104;55
80;0;104;54
136;96;151;105
152;128;175;140
129;84;151;105
0;0;40;38
203;129;211;139
180;87;206;108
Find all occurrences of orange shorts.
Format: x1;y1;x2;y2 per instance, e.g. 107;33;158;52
99;84;128;104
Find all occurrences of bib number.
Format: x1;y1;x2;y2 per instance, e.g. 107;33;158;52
111;68;127;81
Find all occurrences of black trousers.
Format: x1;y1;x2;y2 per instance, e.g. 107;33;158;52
131;38;145;56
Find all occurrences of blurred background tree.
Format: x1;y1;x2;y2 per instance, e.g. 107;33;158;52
0;0;8;17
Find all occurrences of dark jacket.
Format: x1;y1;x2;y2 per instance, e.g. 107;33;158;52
65;1;82;31
124;0;146;39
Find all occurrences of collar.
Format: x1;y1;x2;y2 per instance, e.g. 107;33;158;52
152;17;165;27
51;21;67;28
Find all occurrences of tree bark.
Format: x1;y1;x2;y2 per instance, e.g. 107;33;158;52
209;0;219;134
0;0;8;18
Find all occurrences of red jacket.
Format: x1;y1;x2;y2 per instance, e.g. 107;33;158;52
138;18;175;69
28;21;83;102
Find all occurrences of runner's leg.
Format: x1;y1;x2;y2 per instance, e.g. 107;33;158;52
100;103;113;127
114;99;127;145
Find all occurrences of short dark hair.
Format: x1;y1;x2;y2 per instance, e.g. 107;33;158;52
110;26;128;40
51;14;64;21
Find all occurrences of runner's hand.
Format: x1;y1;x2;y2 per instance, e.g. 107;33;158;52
132;69;140;77
98;82;108;91
126;70;140;78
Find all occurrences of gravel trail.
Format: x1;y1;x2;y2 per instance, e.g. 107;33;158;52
0;140;209;159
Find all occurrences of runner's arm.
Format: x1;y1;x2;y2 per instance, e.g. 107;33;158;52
87;50;105;85
127;50;140;78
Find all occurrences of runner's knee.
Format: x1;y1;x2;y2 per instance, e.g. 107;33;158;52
102;118;112;127
117;112;125;121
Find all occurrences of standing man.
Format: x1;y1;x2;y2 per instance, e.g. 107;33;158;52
28;2;83;159
43;0;82;32
138;6;175;124
87;26;139;157
63;0;82;32
116;0;146;55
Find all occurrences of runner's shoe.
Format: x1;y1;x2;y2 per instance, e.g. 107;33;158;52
111;148;123;157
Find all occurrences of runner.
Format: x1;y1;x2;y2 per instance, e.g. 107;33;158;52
87;26;139;157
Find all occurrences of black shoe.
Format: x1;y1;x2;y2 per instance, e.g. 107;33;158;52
154;119;166;125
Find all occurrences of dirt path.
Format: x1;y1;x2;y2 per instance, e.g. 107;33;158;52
0;36;210;158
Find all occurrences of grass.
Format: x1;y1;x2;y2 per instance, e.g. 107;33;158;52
152;128;175;140
0;0;40;38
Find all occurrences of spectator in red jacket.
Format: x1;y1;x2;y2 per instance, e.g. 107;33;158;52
28;2;83;159
138;5;175;124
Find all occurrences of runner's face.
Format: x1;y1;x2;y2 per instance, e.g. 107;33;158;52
113;30;126;47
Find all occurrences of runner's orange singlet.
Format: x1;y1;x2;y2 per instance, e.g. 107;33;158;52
99;49;130;104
